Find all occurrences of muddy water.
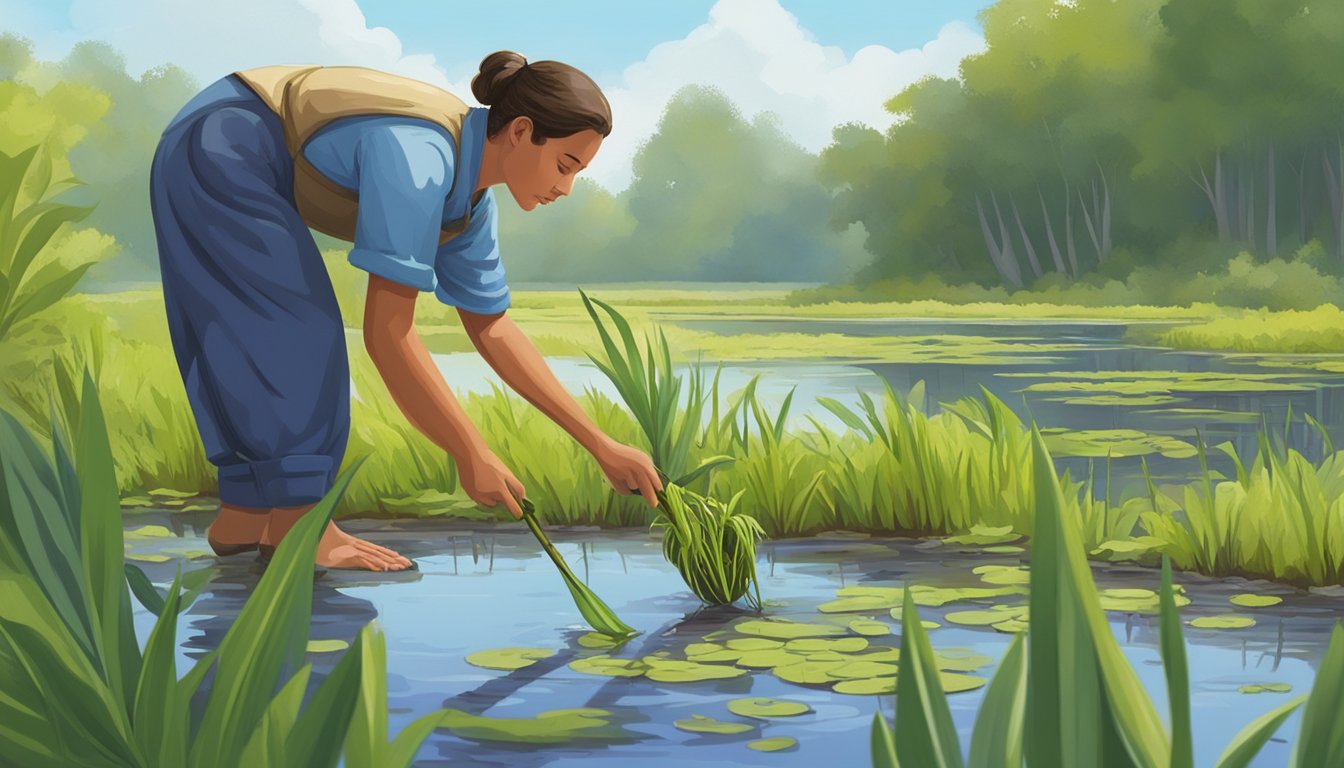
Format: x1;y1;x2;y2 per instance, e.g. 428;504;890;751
125;510;1336;767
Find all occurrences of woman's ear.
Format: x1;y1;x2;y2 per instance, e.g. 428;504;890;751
508;116;534;147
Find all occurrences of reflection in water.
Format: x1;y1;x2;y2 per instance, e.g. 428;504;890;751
126;513;1330;768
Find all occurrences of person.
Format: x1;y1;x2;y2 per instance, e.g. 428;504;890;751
149;51;663;572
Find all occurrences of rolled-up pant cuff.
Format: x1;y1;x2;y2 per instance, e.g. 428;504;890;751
217;455;335;509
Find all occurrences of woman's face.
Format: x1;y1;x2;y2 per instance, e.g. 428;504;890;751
498;116;603;211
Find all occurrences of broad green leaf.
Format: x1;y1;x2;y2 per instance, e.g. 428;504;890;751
285;632;364;768
894;590;964;768
77;370;141;714
1214;694;1305;768
1290;623;1344;767
968;632;1027;768
189;459;363;768
134;569;184;766
1159;556;1193;768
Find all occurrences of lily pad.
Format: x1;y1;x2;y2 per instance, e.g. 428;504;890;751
983;545;1025;554
569;655;648;678
725;637;784;651
847;619;892;636
817;587;905;613
839;646;901;663
973;565;1031;586
673;714;755;735
578;631;631;650
784;637;869;653
992;619;1030;633
1098;588;1191;614
828;660;899;680
833;677;896;695
642;658;748;683
943;525;1020;546
125;553;171;563
1188;615;1256;629
894;585;1026;609
734;619;848;639
1230;594;1283;608
933;649;994;672
149;488;195;498
436;707;632;744
734;649;811;669
120;496;155;508
944;606;1029;627
773;660;847;685
939;672;988;693
1239;683;1292;694
466;647;555;670
727;697;813;718
747;736;798;752
305;639;350;653
124;525;173;539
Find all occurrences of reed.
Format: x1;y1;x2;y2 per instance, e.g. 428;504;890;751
0;367;447;767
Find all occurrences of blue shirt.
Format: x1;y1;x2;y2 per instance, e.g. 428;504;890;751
164;75;509;316
304;108;509;315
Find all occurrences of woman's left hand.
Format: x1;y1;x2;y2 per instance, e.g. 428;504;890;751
594;437;663;508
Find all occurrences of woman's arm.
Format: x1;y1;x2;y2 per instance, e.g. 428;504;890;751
362;274;494;465
456;306;609;455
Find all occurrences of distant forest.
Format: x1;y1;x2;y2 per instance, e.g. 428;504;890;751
3;0;1341;297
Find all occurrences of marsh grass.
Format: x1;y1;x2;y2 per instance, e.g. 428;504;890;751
8;291;1344;588
871;426;1336;768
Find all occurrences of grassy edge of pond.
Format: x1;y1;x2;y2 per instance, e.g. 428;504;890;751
6;290;1344;590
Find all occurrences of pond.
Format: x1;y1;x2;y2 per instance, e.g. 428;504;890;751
125;510;1336;767
427;315;1344;499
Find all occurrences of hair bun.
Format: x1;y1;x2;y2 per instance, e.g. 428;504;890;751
472;50;528;105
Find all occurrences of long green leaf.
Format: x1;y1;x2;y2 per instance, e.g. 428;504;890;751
1290;622;1344;766
286;631;366;768
239;666;312;767
1214;694;1305;768
1158;555;1193;768
895;589;964;768
76;370;141;714
872;709;901;768
133;567;184;767
517;495;637;638
968;632;1027;768
189;459;364;768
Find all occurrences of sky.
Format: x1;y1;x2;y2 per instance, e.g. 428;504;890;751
1;0;992;192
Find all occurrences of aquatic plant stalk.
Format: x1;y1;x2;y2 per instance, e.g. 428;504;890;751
650;470;766;610
516;493;638;639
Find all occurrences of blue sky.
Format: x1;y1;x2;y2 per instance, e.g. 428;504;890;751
1;0;993;191
357;1;992;83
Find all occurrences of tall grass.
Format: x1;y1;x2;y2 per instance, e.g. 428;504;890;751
870;426;1335;767
8;291;1344;588
0;367;448;767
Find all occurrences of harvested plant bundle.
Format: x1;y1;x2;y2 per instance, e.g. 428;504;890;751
652;478;766;610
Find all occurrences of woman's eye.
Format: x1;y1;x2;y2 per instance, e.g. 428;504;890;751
559;165;571;174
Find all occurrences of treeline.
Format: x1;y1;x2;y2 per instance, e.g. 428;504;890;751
823;0;1344;289
5;0;1344;294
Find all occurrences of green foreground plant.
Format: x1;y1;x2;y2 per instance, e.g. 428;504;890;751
0;368;448;767
870;426;1340;767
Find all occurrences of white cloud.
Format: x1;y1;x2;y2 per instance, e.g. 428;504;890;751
9;0;982;193
591;0;985;192
27;0;468;93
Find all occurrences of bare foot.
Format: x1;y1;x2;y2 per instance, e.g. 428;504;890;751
206;503;268;555
263;504;413;571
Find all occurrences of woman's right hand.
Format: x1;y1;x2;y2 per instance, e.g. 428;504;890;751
459;449;528;518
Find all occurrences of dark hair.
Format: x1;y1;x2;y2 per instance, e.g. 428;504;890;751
471;50;612;144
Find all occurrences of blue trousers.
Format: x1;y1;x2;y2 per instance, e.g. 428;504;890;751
149;75;350;509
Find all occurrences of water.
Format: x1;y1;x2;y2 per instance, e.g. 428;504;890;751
427;314;1344;500
126;512;1333;767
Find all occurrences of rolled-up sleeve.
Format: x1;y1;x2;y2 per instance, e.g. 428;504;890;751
346;124;453;292
434;188;510;315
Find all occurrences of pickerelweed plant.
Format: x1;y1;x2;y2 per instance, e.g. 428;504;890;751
0;367;450;768
870;424;1344;768
579;288;766;609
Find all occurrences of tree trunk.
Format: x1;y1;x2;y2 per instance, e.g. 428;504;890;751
1011;194;1044;279
991;192;1024;288
1099;167;1112;260
1297;147;1307;247
1039;187;1068;275
1267;144;1277;257
1064;184;1078;276
1196;158;1229;241
1323;144;1343;265
1216;151;1231;241
976;194;1024;288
